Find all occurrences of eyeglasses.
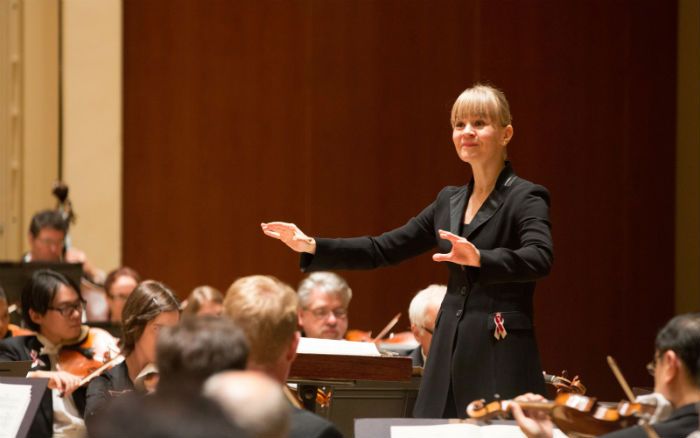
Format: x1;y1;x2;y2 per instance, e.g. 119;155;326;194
306;307;348;320
422;326;434;335
47;301;85;317
646;351;667;376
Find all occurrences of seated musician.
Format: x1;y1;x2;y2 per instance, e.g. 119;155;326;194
205;370;291;438
24;209;108;321
511;312;700;438
23;210;104;284
297;272;352;340
407;284;446;367
224;275;344;438
181;285;224;317
103;267;141;324
0;286;30;338
84;280;179;425
155;315;249;394
0;269;118;438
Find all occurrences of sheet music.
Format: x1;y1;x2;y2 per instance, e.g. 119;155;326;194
0;382;32;438
391;423;568;438
296;337;381;356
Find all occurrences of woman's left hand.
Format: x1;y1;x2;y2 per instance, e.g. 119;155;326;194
432;230;480;267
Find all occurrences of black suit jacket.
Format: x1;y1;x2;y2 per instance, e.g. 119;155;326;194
601;403;699;438
0;335;88;438
289;406;344;438
85;361;134;430
301;162;553;418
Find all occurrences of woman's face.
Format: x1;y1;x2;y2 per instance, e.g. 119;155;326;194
133;310;180;364
452;115;512;165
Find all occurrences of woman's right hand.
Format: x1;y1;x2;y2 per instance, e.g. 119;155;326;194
29;370;82;396
261;222;316;254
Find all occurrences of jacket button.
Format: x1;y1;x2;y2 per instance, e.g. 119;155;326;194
456;310;463;318
460;286;467;296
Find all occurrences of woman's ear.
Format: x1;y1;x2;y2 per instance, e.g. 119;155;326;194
503;125;514;145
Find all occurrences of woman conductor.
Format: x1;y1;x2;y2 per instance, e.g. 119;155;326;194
261;84;553;418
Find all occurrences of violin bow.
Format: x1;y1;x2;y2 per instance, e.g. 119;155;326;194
371;313;401;343
606;356;660;438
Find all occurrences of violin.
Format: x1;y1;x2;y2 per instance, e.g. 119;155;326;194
57;326;121;389
7;323;34;337
345;329;373;342
467;393;637;437
543;370;587;394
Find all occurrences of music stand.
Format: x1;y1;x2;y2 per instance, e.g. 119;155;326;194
0;360;32;378
0;376;48;438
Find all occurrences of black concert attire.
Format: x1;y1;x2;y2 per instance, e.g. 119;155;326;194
300;162;553;418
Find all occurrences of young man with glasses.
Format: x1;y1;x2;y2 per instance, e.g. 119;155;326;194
297;272;352;340
511;313;700;438
0;269;117;438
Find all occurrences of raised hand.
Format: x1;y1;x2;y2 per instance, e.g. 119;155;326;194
432;229;481;267
261;222;316;254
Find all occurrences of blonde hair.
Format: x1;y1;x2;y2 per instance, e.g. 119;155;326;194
223;276;298;366
451;84;512;128
182;285;223;317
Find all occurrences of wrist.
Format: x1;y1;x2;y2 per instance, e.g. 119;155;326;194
306;238;316;254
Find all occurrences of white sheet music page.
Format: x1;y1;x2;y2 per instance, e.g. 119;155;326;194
296;337;381;356
391;423;568;438
0;382;32;438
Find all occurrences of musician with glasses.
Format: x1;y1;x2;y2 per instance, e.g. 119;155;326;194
0;269;117;438
297;272;352;340
511;313;700;438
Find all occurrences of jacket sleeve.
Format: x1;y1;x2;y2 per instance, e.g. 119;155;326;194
0;338;23;361
300;191;444;272
477;184;553;285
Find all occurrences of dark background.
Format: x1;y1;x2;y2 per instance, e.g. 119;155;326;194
123;0;676;401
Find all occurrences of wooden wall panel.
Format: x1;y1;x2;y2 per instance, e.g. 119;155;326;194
124;0;677;400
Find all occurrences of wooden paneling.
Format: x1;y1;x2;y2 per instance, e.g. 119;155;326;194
124;0;676;400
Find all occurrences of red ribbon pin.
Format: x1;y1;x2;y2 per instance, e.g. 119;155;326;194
494;312;507;340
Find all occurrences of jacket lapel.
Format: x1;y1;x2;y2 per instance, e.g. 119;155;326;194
449;185;469;235
465;162;518;239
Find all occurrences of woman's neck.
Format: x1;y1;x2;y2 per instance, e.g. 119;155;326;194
125;350;150;383
470;160;505;196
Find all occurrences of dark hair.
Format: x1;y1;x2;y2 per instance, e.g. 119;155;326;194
655;313;700;385
121;280;180;356
29;210;68;238
89;392;248;438
21;269;82;331
104;266;141;297
0;285;6;302
156;316;249;393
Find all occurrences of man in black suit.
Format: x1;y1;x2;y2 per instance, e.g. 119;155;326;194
407;284;446;368
223;275;343;438
512;313;700;438
0;270;90;438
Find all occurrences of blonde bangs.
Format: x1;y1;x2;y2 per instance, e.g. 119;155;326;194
451;84;512;127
